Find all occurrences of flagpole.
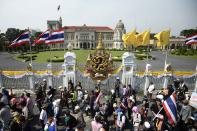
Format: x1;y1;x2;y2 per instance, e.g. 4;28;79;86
28;28;33;66
164;47;168;70
152;107;164;121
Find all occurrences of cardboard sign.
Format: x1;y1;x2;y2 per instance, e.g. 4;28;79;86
189;92;197;109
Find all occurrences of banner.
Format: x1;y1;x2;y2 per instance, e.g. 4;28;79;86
189;92;197;109
0;70;196;79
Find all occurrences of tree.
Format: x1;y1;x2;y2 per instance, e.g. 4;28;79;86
180;27;197;37
0;33;7;51
5;28;22;43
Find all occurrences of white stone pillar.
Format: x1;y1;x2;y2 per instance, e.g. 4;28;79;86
122;52;135;87
163;75;169;89
195;66;197;92
144;64;151;95
0;73;2;87
28;72;34;89
47;63;53;87
62;64;67;88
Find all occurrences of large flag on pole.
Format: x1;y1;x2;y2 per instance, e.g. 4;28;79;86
162;93;177;126
34;29;50;45
9;31;30;47
185;34;197;45
45;29;64;44
57;5;60;11
154;29;170;47
122;28;137;47
136;30;150;46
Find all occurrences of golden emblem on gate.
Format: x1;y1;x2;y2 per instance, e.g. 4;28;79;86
85;33;114;81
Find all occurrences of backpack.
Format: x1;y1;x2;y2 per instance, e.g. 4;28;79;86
133;113;141;126
65;115;77;128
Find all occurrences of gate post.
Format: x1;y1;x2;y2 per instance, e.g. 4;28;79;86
195;65;197;92
47;63;53;87
28;71;34;89
122;52;135;88
144;64;151;95
62;44;76;88
0;72;2;87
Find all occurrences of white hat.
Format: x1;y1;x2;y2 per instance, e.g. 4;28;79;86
156;95;164;100
111;89;115;94
116;77;120;79
144;121;150;129
129;96;135;102
53;99;61;107
75;105;80;111
43;79;47;81
58;86;63;89
113;103;117;108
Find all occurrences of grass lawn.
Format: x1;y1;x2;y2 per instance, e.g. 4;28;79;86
170;54;197;59
16;50;126;64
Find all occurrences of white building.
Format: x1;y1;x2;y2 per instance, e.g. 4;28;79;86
47;18;126;49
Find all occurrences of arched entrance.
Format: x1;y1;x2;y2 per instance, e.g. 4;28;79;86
83;42;87;49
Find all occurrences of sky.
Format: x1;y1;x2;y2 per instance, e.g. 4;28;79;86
0;0;197;36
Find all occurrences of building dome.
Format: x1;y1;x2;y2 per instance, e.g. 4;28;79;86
116;20;124;29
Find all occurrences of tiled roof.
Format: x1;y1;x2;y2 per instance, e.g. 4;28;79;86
63;25;113;31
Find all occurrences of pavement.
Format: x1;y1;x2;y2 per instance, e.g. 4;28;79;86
0;51;197;71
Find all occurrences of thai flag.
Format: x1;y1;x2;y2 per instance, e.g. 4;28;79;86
34;29;50;45
9;31;30;47
45;29;64;44
162;93;177;126
185;34;197;45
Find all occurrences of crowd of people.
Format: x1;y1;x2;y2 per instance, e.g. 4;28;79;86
0;77;196;131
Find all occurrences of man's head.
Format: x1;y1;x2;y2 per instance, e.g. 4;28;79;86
95;115;101;123
65;108;70;115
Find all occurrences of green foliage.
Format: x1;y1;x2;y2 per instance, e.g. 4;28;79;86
47;56;64;62
171;48;196;56
180;27;197;36
5;28;22;42
112;57;122;62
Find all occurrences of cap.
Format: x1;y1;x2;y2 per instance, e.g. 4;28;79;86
113;103;117;108
132;106;138;113
144;121;150;129
12;112;20;117
58;86;63;89
116;77;120;79
156;95;164;100
75;105;80;111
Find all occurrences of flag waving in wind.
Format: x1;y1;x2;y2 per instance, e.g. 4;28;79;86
122;28;137;48
162;93;177;126
57;5;60;11
34;29;50;45
45;29;64;44
9;31;30;47
185;34;197;45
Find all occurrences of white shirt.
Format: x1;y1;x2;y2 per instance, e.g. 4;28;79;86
77;90;83;101
148;84;155;93
117;114;126;128
39;109;47;124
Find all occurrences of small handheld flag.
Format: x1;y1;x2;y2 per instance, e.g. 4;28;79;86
162;93;177;126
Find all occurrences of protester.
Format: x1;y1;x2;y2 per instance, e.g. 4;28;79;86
39;104;48;130
64;109;77;131
0;77;195;131
0;102;11;130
